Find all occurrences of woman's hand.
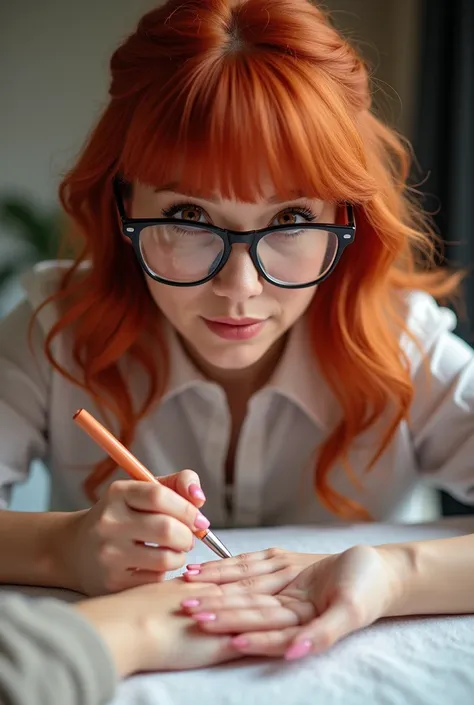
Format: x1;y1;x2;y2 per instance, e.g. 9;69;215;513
183;548;328;593
66;470;210;595
75;578;240;677
182;545;410;660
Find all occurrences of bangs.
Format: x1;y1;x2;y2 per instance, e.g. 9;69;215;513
119;50;377;204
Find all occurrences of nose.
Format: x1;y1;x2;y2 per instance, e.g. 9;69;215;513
212;244;263;301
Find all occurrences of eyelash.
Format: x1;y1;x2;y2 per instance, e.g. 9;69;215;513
162;203;203;219
283;206;317;222
161;203;319;224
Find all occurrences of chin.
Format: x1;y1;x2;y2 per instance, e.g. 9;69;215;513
200;346;269;371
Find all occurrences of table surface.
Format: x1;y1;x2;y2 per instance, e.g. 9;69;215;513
4;517;474;705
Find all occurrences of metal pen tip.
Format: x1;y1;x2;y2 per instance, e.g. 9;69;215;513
200;530;232;559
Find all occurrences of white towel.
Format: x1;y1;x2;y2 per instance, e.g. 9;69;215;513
111;519;474;705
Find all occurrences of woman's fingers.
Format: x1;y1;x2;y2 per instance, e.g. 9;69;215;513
127;544;187;573
184;549;290;584
282;599;362;660
220;600;358;659
159;469;207;507
231;627;301;657
188;549;280;570
213;568;298;596
182;592;279;613
138;513;196;552
119;480;210;534
185;595;315;634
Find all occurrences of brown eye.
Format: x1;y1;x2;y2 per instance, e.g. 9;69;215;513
181;207;202;221
276;211;297;226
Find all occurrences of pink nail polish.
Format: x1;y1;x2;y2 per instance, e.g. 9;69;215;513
184;569;201;577
193;612;216;622
186;564;202;570
285;640;313;661
194;513;210;530
189;483;206;501
232;636;249;648
181;599;200;608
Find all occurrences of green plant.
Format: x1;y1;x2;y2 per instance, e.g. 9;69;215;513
0;195;68;291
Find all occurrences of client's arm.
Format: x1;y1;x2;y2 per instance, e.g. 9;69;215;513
181;533;474;659
0;580;237;705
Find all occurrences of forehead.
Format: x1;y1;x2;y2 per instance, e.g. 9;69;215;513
137;178;318;206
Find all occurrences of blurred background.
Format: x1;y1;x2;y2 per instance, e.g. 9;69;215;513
1;0;473;514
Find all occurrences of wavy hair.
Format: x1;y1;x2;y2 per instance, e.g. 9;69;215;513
37;0;459;516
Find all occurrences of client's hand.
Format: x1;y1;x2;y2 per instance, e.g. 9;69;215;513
75;578;240;677
182;545;407;661
183;548;327;593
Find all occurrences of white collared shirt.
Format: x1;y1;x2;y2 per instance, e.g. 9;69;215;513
1;261;474;526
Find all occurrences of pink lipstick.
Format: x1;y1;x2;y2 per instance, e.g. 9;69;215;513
203;317;267;341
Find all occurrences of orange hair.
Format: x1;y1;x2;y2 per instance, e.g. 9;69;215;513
37;0;459;517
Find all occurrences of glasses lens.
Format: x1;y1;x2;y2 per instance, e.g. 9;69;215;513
139;224;224;283
256;228;339;285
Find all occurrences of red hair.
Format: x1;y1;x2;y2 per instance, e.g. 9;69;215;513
37;0;459;517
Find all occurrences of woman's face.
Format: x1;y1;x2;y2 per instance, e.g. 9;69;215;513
131;181;336;373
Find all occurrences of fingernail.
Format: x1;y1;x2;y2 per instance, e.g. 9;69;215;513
285;640;313;661
193;612;216;622
184;569;201;577
194;513;210;530
181;599;200;608
232;636;249;648
189;483;206;502
186;564;202;570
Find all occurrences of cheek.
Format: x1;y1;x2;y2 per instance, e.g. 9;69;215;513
146;280;199;322
271;285;317;323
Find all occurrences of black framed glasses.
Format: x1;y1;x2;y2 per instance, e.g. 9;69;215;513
113;179;355;289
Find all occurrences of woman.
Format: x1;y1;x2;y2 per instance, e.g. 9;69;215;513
0;0;473;603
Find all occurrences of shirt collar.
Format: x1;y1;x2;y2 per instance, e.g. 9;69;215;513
162;316;338;431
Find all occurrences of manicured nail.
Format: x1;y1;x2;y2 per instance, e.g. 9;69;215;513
189;483;206;501
194;513;210;530
232;636;249;648
193;612;216;622
186;564;202;570
184;569;201;578
285;640;313;661
181;599;200;608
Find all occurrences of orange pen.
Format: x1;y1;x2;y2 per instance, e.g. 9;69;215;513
73;408;232;559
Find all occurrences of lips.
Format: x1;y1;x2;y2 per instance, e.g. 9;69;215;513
206;317;265;326
202;317;267;341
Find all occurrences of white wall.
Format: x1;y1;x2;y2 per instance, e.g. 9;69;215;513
1;0;159;210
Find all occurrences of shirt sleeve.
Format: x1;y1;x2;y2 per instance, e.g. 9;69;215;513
0;300;49;508
0;592;117;705
406;292;474;504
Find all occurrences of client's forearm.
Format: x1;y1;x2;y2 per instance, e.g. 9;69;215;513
0;594;117;705
380;533;474;617
0;510;80;590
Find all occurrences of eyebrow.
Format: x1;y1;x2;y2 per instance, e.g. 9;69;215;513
153;185;312;205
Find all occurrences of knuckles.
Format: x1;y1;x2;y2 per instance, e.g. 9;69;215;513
267;547;284;558
156;515;175;545
94;511;121;540
107;480;130;499
97;544;122;568
238;577;257;590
